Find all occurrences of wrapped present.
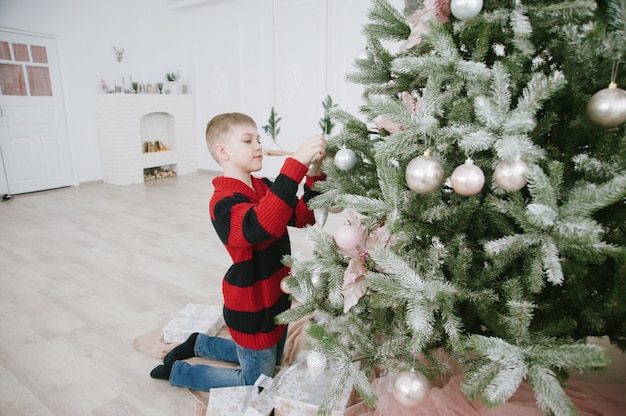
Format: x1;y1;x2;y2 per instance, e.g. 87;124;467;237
163;303;225;344
273;353;355;416
205;376;274;416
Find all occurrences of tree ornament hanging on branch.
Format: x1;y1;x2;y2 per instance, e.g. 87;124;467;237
450;0;483;20
280;276;292;294
314;207;328;229
334;219;361;250
586;81;626;128
450;158;485;196
306;346;327;379
334;147;358;171
392;370;431;408
354;47;374;65
494;159;528;192
405;150;445;194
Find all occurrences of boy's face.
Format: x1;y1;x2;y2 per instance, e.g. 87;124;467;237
221;123;263;173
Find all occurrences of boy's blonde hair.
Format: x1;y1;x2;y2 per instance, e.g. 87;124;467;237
205;112;257;162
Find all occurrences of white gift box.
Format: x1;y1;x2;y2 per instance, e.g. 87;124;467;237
205;384;273;416
163;303;225;344
273;353;355;416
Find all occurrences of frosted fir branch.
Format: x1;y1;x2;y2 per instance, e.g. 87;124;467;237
493;134;545;161
528;342;609;371
526;204;558;228
528;0;596;20
276;303;315;325
456;129;498;153
483;357;528;406
541;240;564;285
507;71;566;133
334;194;388;217
607;0;626;53
561;173;626;218
527;365;577;416
327;265;347;311
526;163;560;211
555;217;605;244
461;359;501;401
510;9;535;55
405;299;435;345
364;0;411;42
484;233;542;257
473;96;502;131
504;300;535;341
304;226;345;264
486;62;513;127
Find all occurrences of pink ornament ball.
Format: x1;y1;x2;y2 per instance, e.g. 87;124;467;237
334;221;361;250
494;159;528;192
450;159;485;196
392;371;431;408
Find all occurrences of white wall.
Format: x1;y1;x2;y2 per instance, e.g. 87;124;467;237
0;0;404;183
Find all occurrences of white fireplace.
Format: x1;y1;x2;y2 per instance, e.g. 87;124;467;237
95;94;197;185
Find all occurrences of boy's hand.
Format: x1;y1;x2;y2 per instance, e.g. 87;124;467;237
292;135;326;168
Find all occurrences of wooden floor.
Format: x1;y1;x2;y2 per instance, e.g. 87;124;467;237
0;171;346;415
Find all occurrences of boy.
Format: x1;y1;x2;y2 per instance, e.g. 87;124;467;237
150;112;326;391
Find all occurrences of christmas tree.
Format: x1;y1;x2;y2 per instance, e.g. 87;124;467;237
277;0;626;415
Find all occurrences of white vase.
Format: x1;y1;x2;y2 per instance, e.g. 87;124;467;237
168;81;177;94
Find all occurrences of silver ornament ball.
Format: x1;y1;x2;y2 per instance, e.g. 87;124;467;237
306;348;327;379
334;148;358;171
392;371;431;408
405;154;445;194
494;159;528;192
450;0;483;20
310;269;324;288
587;85;626;128
354;48;374;64
451;159;485;196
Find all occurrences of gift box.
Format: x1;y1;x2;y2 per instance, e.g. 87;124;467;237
163;303;225;344
273;354;355;416
205;383;273;416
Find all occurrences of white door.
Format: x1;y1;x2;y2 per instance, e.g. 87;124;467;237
0;29;73;195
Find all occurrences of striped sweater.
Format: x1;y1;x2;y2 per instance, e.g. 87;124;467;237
209;157;322;350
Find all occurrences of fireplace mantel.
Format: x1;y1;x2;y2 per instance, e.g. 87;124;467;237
95;94;197;185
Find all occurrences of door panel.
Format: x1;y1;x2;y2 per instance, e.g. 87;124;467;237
0;29;73;195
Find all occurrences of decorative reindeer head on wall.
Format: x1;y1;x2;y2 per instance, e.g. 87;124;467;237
114;47;125;62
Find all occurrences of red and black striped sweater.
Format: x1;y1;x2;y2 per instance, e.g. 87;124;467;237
209;157;323;350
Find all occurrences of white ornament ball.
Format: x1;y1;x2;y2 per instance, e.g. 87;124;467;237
334;220;361;250
405;154;445;194
280;276;292;294
494;159;528;192
587;84;626;127
392;371;431;408
335;148;357;171
306;348;327;379
310;269;324;288
354;48;374;64
450;0;483;20
451;159;485;196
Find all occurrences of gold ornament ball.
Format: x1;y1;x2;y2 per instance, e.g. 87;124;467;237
494;159;528;192
450;159;485;196
405;155;445;194
587;84;626;128
392;371;431;408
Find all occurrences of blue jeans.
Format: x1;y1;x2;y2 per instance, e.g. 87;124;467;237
168;330;287;391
